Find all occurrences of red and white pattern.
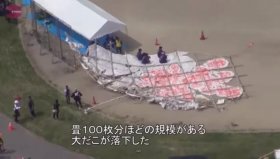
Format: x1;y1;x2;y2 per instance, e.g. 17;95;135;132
137;58;243;100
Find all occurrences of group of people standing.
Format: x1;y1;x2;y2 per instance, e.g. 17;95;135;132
52;85;83;119
64;85;83;108
104;36;123;54
13;96;36;122
53;85;83;120
136;46;168;64
13;85;83;122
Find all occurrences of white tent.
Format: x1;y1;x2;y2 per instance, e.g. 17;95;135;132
33;0;126;40
275;149;280;159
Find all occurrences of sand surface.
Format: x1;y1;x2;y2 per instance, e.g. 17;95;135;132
22;0;280;131
90;0;280;131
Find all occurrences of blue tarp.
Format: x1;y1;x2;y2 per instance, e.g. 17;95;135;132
26;8;113;55
37;17;90;55
22;0;31;6
26;12;33;19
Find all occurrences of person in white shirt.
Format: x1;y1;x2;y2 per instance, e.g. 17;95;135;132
14;97;21;122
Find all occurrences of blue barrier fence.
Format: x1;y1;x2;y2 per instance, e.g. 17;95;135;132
22;0;31;6
24;0;112;55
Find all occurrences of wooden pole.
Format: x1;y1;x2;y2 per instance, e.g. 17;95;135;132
55;19;64;60
85;94;128;113
175;51;196;101
229;56;249;98
31;2;38;38
94;39;98;73
46;23;51;52
109;45;115;78
68;28;79;69
258;151;274;159
144;64;156;98
124;51;134;84
161;63;176;100
193;54;218;110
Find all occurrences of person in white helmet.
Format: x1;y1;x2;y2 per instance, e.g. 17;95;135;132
14;96;21;122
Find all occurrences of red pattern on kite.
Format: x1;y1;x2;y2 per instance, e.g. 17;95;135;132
137;58;243;101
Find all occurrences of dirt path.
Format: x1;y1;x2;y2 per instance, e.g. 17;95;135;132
20;0;280;132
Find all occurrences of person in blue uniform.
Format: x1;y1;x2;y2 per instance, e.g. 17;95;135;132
136;48;143;61
141;52;151;64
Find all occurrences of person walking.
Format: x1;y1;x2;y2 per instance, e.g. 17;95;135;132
52;99;60;119
28;96;36;118
13;96;21;122
72;89;83;108
64;85;71;104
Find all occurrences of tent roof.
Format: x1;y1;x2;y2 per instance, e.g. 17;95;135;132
33;0;126;40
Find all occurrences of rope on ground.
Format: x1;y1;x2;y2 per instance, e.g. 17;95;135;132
258;150;274;159
84;94;128;113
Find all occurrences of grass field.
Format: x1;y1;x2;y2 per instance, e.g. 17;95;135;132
0;17;279;159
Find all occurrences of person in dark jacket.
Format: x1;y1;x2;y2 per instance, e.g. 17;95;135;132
64;85;71;104
28;96;36;118
159;52;168;63
72;89;83;108
157;46;164;58
52;99;60;119
141;52;151;64
136;48;143;61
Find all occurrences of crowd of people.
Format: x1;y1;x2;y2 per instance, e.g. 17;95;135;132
12;85;84;122
100;35;170;65
136;46;168;64
0;86;84;152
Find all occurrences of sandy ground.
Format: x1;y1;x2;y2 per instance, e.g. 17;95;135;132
21;0;280;132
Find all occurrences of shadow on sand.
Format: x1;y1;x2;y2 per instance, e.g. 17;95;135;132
112;31;142;53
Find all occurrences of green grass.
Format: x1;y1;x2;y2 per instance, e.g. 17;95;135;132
0;17;279;159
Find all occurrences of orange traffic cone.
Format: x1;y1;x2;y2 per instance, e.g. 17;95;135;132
92;96;97;105
200;31;207;40
155;38;160;46
8;122;15;132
